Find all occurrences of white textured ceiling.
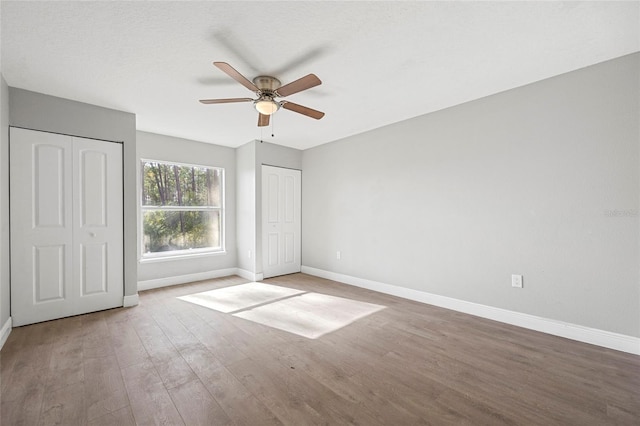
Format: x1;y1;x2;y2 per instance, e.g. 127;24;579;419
2;1;639;150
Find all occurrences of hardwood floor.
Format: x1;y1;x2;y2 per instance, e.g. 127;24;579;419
1;273;639;425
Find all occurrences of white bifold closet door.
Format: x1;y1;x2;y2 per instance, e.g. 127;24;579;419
10;127;123;326
262;165;301;279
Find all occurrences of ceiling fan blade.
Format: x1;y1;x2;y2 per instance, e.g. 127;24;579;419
213;62;258;92
282;102;325;120
258;113;270;127
199;98;253;104
276;74;321;97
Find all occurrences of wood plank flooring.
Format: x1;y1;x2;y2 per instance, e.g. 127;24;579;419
1;273;639;425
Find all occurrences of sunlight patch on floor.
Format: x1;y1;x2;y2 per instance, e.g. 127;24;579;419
177;282;304;313
177;283;386;339
234;292;385;339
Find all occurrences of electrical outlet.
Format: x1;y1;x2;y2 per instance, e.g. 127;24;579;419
248;250;252;259
511;274;523;288
336;251;341;260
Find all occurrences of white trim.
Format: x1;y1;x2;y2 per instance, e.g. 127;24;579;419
137;267;239;291
0;317;12;351
123;294;139;307
236;269;264;282
301;266;640;355
235;268;253;281
139;249;227;263
237;268;255;281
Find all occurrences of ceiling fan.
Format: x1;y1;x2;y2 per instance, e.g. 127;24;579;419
199;62;325;127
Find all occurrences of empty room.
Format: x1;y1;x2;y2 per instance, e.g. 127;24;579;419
1;1;639;425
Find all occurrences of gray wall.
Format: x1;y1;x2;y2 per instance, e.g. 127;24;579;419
0;75;9;326
137;131;237;281
236;140;257;273
302;53;640;337
8;88;138;297
235;140;303;276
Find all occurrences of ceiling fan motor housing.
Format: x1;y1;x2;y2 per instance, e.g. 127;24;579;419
253;76;281;92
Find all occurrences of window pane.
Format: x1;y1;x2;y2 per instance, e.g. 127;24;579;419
142;161;222;207
143;210;221;253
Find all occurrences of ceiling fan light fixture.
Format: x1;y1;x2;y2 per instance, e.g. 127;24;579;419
254;99;280;115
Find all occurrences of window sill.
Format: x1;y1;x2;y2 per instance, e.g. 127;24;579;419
139;250;227;264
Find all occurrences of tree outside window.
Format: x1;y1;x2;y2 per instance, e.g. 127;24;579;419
141;160;223;257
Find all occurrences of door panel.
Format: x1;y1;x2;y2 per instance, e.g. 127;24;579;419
284;175;294;223
10;128;123;326
262;165;301;278
73;137;123;315
80;149;107;227
268;233;279;267
81;243;107;295
34;144;66;228
267;173;279;222
284;233;295;264
34;245;66;302
11;129;74;326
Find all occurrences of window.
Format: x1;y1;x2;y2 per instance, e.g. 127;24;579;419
141;160;224;258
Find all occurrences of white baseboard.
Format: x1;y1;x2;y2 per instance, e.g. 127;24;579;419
301;266;640;356
123;294;139;307
236;269;264;282
0;317;12;350
137;268;239;291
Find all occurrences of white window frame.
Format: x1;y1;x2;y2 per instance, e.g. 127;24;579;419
140;158;225;260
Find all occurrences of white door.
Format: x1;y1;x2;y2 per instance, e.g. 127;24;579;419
10;127;123;326
262;165;301;279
